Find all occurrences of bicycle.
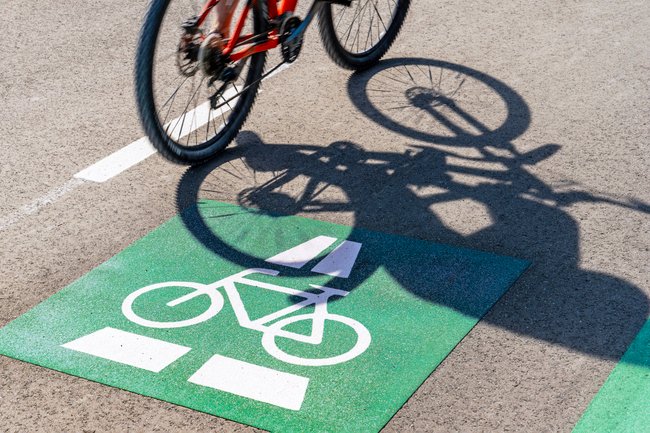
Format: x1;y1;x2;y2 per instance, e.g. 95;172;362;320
134;0;411;165
121;268;372;366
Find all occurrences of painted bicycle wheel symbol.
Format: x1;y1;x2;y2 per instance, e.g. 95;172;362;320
121;268;371;367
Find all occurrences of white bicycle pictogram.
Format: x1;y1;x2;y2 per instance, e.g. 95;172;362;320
122;268;371;367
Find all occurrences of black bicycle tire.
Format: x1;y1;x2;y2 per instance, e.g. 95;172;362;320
135;0;267;165
317;0;411;71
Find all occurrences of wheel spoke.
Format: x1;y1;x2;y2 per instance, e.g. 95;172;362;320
333;0;400;55
334;4;349;32
167;76;205;140
139;0;267;161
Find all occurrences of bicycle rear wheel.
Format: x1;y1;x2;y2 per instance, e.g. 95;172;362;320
317;0;411;71
261;313;372;366
135;0;267;165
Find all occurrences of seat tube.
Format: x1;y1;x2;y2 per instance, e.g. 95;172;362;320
267;0;279;17
277;0;299;15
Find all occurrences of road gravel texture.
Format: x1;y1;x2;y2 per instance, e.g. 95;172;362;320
1;0;648;432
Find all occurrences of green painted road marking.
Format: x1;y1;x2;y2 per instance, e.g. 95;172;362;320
0;201;528;433
572;318;650;433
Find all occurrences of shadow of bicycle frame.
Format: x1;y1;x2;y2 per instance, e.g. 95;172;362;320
175;57;650;367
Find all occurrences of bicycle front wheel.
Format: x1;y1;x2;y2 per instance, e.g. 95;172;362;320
317;0;411;70
122;281;225;328
135;0;267;165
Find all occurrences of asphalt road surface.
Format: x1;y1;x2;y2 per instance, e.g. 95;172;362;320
1;0;649;431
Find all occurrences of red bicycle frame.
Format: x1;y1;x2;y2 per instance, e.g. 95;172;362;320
195;0;300;62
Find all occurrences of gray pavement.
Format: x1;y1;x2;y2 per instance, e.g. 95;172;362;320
1;0;649;431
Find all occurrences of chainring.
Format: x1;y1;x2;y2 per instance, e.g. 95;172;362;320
280;16;303;64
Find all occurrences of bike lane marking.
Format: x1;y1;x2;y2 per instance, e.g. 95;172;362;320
62;327;191;373
0;178;86;231
0;201;529;433
311;240;362;278
188;354;309;411
571;318;650;433
265;235;337;268
74;136;158;183
75;64;292;184
0;65;291;232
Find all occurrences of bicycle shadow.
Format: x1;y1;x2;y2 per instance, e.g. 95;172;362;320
176;58;650;366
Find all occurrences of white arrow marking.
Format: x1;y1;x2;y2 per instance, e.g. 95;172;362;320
265;235;337;269
311;240;362;279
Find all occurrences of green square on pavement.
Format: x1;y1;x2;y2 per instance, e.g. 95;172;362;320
572;318;650;433
0;201;528;433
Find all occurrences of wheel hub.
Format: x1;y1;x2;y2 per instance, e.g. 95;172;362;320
406;86;453;109
199;32;228;77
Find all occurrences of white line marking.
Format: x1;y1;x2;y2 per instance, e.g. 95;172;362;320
76;66;290;183
75;96;229;183
1;65;292;231
74;137;157;183
311;240;362;278
188;354;309;410
0;178;86;231
166;86;238;141
61;327;191;373
266;236;338;269
266;63;291;80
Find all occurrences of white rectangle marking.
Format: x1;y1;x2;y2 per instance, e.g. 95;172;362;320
188;354;309;410
265;236;338;269
61;327;191;373
311;240;362;278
